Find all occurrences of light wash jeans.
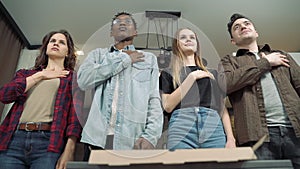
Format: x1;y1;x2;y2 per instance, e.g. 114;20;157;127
167;107;226;150
0;130;60;169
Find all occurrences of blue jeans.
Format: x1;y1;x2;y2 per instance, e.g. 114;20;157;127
0;130;60;169
167;107;226;150
242;126;300;169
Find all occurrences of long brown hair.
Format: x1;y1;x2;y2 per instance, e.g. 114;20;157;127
34;29;77;70
171;28;207;88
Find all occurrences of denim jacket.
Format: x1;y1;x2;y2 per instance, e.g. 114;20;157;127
77;45;163;149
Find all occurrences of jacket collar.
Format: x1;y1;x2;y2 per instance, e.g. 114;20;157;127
109;44;135;53
235;44;271;57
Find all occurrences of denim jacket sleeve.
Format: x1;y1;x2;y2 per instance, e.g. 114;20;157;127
77;48;132;90
139;52;163;146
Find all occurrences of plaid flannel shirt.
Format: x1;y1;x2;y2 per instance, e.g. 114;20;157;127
0;67;83;153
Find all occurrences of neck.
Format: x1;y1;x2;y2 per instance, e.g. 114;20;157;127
184;54;196;66
237;40;259;52
46;58;65;70
115;40;133;50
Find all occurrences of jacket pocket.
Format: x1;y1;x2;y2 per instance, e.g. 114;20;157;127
132;62;151;82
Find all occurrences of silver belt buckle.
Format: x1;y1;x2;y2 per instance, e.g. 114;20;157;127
25;122;35;131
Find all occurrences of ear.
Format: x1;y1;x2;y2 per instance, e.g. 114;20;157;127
133;30;138;37
231;38;236;45
255;30;259;38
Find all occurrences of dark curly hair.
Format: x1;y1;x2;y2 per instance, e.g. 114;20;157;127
34;29;77;70
111;11;137;30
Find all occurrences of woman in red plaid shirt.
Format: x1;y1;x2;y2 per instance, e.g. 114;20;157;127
0;30;83;169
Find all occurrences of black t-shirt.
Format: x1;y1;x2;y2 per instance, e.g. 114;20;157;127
159;66;224;113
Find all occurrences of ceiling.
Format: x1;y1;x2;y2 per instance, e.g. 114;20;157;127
1;0;300;68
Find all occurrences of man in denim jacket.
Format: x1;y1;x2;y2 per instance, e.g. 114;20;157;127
77;12;163;159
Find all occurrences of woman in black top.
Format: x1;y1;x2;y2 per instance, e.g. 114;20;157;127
159;28;235;150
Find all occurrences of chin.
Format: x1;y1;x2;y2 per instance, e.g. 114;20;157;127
183;48;195;52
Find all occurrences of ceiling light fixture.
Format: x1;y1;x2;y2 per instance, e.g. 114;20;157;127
136;11;181;68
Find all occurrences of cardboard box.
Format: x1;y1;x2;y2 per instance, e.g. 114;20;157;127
89;147;257;166
68;160;294;169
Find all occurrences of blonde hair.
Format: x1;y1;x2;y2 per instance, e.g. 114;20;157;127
171;28;207;88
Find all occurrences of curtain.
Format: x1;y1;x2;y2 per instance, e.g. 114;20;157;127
0;12;24;117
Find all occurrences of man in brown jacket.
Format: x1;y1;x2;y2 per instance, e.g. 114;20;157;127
218;13;300;168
